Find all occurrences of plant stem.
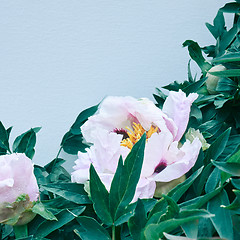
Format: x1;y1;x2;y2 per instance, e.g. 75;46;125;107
13;225;28;239
112;225;115;240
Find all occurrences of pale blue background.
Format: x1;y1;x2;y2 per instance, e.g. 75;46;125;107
0;0;231;167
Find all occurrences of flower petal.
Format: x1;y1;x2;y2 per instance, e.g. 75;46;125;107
162;90;198;141
153;138;202;182
142;131;172;177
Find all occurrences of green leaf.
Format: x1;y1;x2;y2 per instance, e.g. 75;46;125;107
41;183;91;204
61;132;89;154
32;202;57;221
34;208;85;238
205;11;225;39
144;210;212;240
181;220;199;239
147;195;179;227
208;69;240;77
60;104;99;154
163;232;193;240
42;196;81;212
128;199;147;240
182;77;207;94
44;158;66;174
180;186;224;210
75;216;111;240
113;198;156;226
70;104;99;135
220;2;240;13
232;178;240;189
212;52;240;63
183;40;212;75
204;128;231;165
109;134;146;223
167;166;204;202
219;24;238;54
0;121;10;152
212;160;240;176
207;190;233;240
205;168;221;193
216;78;238;92
13;127;41;159
90;164;113;225
222;189;240;213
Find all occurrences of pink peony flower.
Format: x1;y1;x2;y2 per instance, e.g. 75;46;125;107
0;153;39;204
71;90;202;202
0;153;39;225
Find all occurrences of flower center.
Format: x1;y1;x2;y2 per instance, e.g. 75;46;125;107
121;122;158;149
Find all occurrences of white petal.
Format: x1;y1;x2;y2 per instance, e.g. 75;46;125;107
153;138;202;182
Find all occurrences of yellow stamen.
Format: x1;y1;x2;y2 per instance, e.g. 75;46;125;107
121;122;158;149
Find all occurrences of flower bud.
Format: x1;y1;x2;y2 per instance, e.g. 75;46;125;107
206;65;226;94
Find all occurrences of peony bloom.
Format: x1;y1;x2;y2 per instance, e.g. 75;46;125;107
0;153;39;225
71;90;202;202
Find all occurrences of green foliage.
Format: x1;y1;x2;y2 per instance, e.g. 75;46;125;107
13;127;40;159
61;104;99;155
75;216;111;240
1;1;240;240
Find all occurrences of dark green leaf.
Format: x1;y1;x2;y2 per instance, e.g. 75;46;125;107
34;208;85;238
44;158;66;174
41;183;91;204
109;134;146;223
209;69;240;77
61;132;89;154
0;121;10;152
212;52;240;63
182;77;207;94
75;216;111;240
13;127;40;159
205;168;221;193
167;166;203;202
205;11;225;39
70;104;99;135
220;2;240;13
232;178;240;189
90;164;113;225
216;78;238;92
212;160;240;176
207;190;233;240
144;210;212;240
183;40;212;75
204;128;231;164
180;186;224;210
128;199;147;240
32;202;57;221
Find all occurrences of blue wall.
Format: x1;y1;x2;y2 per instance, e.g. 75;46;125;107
0;0;230;167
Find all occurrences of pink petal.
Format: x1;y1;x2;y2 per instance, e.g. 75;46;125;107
153;138;202;182
0;153;39;203
132;178;156;202
142;131;172;178
162;90;198;141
